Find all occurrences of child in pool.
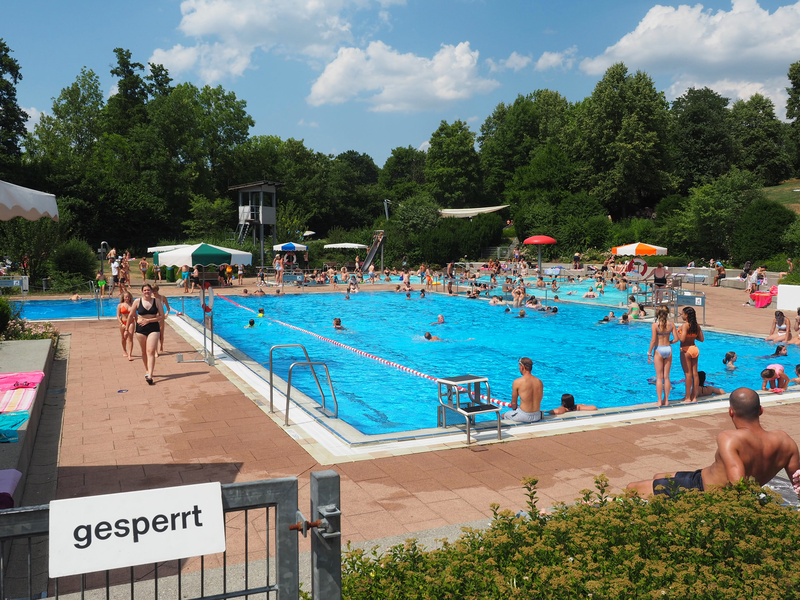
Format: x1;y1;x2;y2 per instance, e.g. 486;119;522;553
333;318;345;330
791;365;800;384
770;345;788;357
245;319;255;328
257;308;265;317
761;364;789;392
723;351;737;369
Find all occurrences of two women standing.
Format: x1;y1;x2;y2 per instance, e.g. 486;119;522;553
647;306;703;405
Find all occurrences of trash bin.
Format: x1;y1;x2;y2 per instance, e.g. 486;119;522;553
166;266;176;283
42;278;50;291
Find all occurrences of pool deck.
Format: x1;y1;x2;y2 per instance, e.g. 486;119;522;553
9;279;800;550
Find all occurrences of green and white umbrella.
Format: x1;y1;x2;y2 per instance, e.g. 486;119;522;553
154;243;252;267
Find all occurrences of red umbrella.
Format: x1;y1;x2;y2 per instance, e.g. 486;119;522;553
523;236;557;271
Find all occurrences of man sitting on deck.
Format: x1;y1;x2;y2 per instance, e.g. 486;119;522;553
503;357;543;423
627;387;800;498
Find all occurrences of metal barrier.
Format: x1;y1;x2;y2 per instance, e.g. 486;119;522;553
268;345;337;424
0;472;341;600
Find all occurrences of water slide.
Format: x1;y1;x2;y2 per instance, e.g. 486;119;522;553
360;231;385;272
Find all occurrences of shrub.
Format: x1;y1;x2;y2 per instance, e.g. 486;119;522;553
0;318;58;342
51;239;97;280
342;476;800;599
0;297;12;336
730;199;796;264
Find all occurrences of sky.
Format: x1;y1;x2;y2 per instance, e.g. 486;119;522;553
4;0;800;166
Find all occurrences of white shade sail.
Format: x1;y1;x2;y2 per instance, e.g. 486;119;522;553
323;243;369;249
0;179;59;222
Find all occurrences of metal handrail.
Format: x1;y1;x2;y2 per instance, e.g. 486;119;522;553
284;362;338;426
268;344;328;414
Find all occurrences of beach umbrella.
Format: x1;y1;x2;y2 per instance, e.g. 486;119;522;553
611;242;667;256
154;243;252;267
302;231;315;237
0;179;59;222
523;235;557;271
323;243;369;249
273;242;308;252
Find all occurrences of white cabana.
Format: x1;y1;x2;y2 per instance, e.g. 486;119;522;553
439;205;508;219
0;179;59;222
323;243;369;249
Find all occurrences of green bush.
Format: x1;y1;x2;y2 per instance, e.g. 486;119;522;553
0;297;13;336
342;476;800;599
51;239;97;280
50;271;92;294
0;318;58;342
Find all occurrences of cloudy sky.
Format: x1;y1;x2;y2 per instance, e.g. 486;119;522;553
5;0;800;165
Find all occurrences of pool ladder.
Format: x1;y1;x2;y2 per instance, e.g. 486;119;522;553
268;344;338;426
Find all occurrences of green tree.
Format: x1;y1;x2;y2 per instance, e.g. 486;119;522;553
104;48;149;136
731;199;795;264
0;39;28;179
183;194;236;238
0;216;60;283
576;63;673;218
786;60;800;176
730;94;791;186
670;87;734;194
503;141;576;206
424;120;482;208
393;194;440;236
379;146;426;203
478;90;570;199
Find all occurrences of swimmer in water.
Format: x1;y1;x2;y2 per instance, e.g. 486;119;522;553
516;309;526;318
723;351;737;369
770;345;788;357
424;332;441;341
257;308;265;317
245;319;255;328
430;315;445;325
333;318;345;330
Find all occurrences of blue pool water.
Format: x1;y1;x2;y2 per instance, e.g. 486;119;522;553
19;293;781;435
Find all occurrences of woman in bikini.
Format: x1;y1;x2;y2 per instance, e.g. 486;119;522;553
117;292;134;359
677;306;704;403
126;284;165;385
139;257;149;284
648;305;676;406
765;310;792;344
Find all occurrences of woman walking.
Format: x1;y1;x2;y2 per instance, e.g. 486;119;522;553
117;292;134;359
139;257;149;284
677;306;704;403
126;284;165;385
648;306;676;407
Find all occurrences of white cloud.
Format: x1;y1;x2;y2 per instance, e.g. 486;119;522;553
307;41;499;111
418;140;430;152
534;46;577;72
297;118;319;127
487;51;532;72
150;0;401;82
579;1;800;112
24;107;43;131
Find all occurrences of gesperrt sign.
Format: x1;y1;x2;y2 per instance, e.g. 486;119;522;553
49;482;225;577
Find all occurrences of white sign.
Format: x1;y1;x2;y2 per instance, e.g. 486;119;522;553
49;482;225;577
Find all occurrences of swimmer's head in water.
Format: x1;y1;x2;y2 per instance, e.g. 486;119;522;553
248;319;255;326
333;318;341;326
424;332;432;340
437;315;444;323
258;308;264;315
561;393;576;411
723;351;737;365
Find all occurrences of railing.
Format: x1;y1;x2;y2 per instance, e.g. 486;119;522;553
0;472;341;600
268;345;338;425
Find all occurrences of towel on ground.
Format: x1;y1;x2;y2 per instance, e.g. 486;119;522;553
0;371;45;391
0;387;36;413
0;412;29;443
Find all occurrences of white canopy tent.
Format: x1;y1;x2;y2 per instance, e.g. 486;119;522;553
0;180;59;222
323;243;369;249
439;205;508;219
147;244;191;254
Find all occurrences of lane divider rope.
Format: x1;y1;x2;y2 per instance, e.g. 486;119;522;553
215;294;511;408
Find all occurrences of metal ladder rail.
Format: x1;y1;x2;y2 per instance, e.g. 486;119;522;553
284;362;339;426
269;344;328;414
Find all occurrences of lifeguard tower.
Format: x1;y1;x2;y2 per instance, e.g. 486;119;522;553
228;180;285;268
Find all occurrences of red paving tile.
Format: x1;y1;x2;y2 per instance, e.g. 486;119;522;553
48;297;800;553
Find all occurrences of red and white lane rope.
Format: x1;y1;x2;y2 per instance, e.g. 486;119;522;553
215;294;512;408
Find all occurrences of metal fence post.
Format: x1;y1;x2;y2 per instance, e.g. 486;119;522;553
310;470;341;600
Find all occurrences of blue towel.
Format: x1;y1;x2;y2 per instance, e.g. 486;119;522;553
0;412;29;443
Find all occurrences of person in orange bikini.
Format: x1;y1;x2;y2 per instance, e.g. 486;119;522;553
117;292;134;359
678;306;703;402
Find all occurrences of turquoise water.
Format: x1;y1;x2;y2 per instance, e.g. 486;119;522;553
19;293;781;435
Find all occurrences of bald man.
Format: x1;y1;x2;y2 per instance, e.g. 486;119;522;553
627;387;800;498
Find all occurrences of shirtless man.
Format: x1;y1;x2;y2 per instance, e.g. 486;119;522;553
627;387;800;498
503;357;544;423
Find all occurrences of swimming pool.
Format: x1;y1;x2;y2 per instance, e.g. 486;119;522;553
174;292;775;435
18;293;781;436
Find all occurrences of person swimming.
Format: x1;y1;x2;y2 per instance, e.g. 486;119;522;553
333;318;345;330
424;332;441;341
723;351;737;369
245;319;255;328
257;308;265;317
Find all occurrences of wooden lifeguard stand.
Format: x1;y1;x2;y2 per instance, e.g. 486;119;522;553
228;180;285;268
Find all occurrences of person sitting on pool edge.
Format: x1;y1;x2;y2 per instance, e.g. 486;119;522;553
546;393;597;416
627;387;800;498
503;357;544;423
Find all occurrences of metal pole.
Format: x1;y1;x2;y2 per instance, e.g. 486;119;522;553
310;471;341;600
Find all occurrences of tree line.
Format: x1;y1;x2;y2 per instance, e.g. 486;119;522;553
1;39;800;278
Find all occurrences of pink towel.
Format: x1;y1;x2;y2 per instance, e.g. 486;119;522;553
0;371;44;391
0;388;35;413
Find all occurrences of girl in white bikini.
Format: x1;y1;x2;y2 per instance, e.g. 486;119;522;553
648;306;676;407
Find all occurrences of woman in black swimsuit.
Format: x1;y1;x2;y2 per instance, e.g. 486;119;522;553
126;284;165;385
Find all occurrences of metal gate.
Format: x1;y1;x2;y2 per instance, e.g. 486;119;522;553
0;471;340;600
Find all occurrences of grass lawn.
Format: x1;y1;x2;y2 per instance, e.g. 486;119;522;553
764;178;800;212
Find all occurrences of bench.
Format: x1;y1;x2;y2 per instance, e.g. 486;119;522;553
436;375;501;445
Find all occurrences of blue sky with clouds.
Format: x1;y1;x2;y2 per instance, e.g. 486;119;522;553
4;0;800;165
